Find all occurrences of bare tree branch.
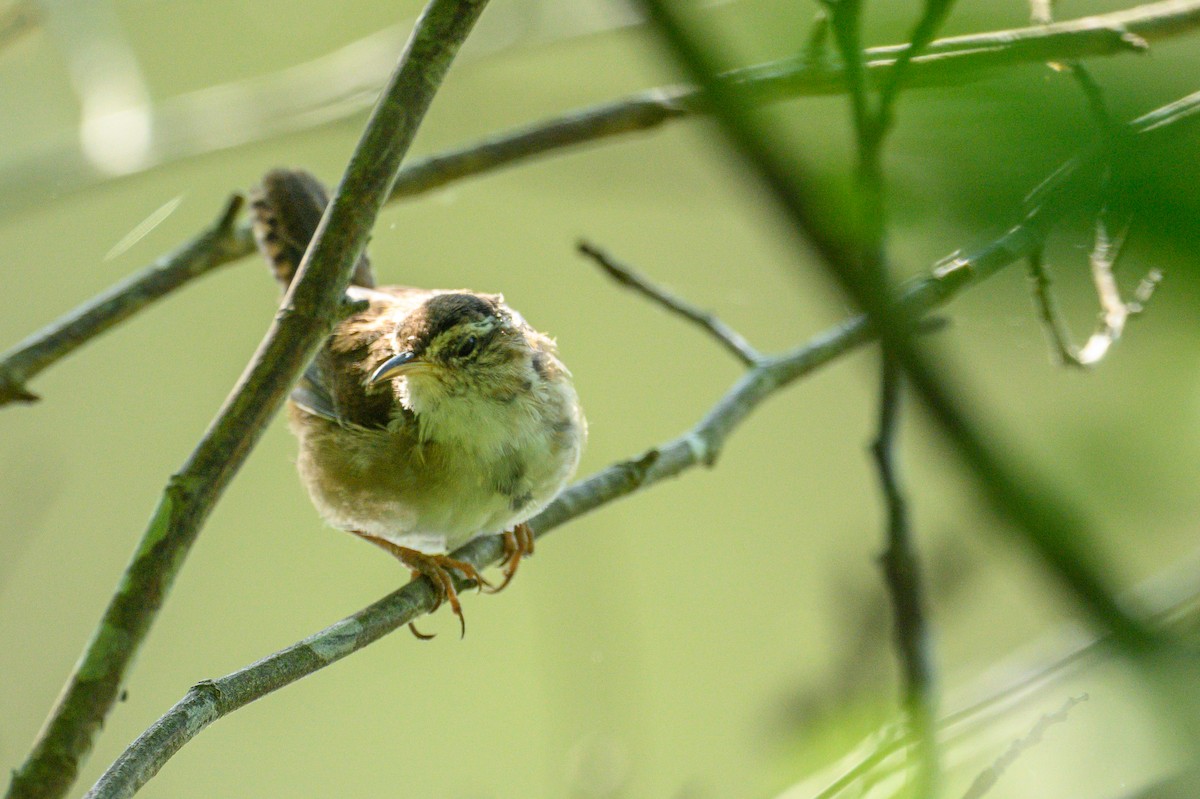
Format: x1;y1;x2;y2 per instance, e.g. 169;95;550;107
633;0;1172;683
0;196;250;405
1025;247;1081;365
84;186;1079;797
1027;219;1161;368
576;240;763;366
86;86;1200;789
4;0;1198;217
1074;216;1160;365
3;0;1200;407
3;3;491;799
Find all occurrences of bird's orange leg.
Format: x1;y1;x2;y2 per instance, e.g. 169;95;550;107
485;522;535;594
349;530;491;638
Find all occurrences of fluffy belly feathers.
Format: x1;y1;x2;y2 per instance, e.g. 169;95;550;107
289;403;581;553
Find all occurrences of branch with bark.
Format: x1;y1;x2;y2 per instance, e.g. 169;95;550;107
81;84;1200;794
632;0;1197;736
3;0;1200;407
4;2;491;799
5;4;1200;799
77;230;986;799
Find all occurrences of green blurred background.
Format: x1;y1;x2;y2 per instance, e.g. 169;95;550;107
2;1;1199;797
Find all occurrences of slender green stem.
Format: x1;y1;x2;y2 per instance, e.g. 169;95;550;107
824;1;958;794
4;4;490;799
83;159;1105;796
3;0;1200;406
633;0;1166;666
82;85;1200;793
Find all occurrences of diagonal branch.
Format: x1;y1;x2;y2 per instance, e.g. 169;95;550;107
0;196;250;405
1075;218;1161;364
1025;247;1081;365
83;199;1053;798
4;0;1200;407
576;240;763;366
4;3;492;799
5;0;1198;218
633;0;1170;679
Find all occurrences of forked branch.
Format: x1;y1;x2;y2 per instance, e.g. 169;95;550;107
3;0;1200;406
82;106;1178;793
5;3;492;799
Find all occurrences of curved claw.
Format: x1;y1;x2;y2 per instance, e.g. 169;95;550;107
407;622;436;640
485;522;535;595
348;530;491;638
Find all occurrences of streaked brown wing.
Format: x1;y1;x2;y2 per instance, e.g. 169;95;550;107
296;285;431;429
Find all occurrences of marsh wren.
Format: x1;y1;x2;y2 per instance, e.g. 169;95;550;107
251;168;585;635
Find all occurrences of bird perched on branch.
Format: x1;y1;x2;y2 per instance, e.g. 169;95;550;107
251;168;585;636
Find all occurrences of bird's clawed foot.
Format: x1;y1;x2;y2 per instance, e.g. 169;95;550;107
400;549;491;639
349;530;491;638
485;522;535;595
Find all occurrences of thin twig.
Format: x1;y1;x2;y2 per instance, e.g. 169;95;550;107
1077;216;1163;365
634;0;1169;678
1026;210;1161;368
1065;62;1116;129
875;0;956;126
576;240;763;366
0;197;250;405
4;4;491;799
959;694;1088;799
801;11;831;70
1025;248;1082;366
2;0;1196;218
872;350;940;797
387;90;691;199
4;0;1200;405
1029;0;1116;129
824;0;956;793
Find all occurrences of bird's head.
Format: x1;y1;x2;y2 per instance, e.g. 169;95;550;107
368;292;531;413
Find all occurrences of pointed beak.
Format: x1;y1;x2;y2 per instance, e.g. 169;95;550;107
369;351;427;385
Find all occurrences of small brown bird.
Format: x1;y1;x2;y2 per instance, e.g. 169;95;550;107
251;168;585;635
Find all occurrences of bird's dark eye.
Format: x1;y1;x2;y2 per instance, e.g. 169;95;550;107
455;335;478;359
